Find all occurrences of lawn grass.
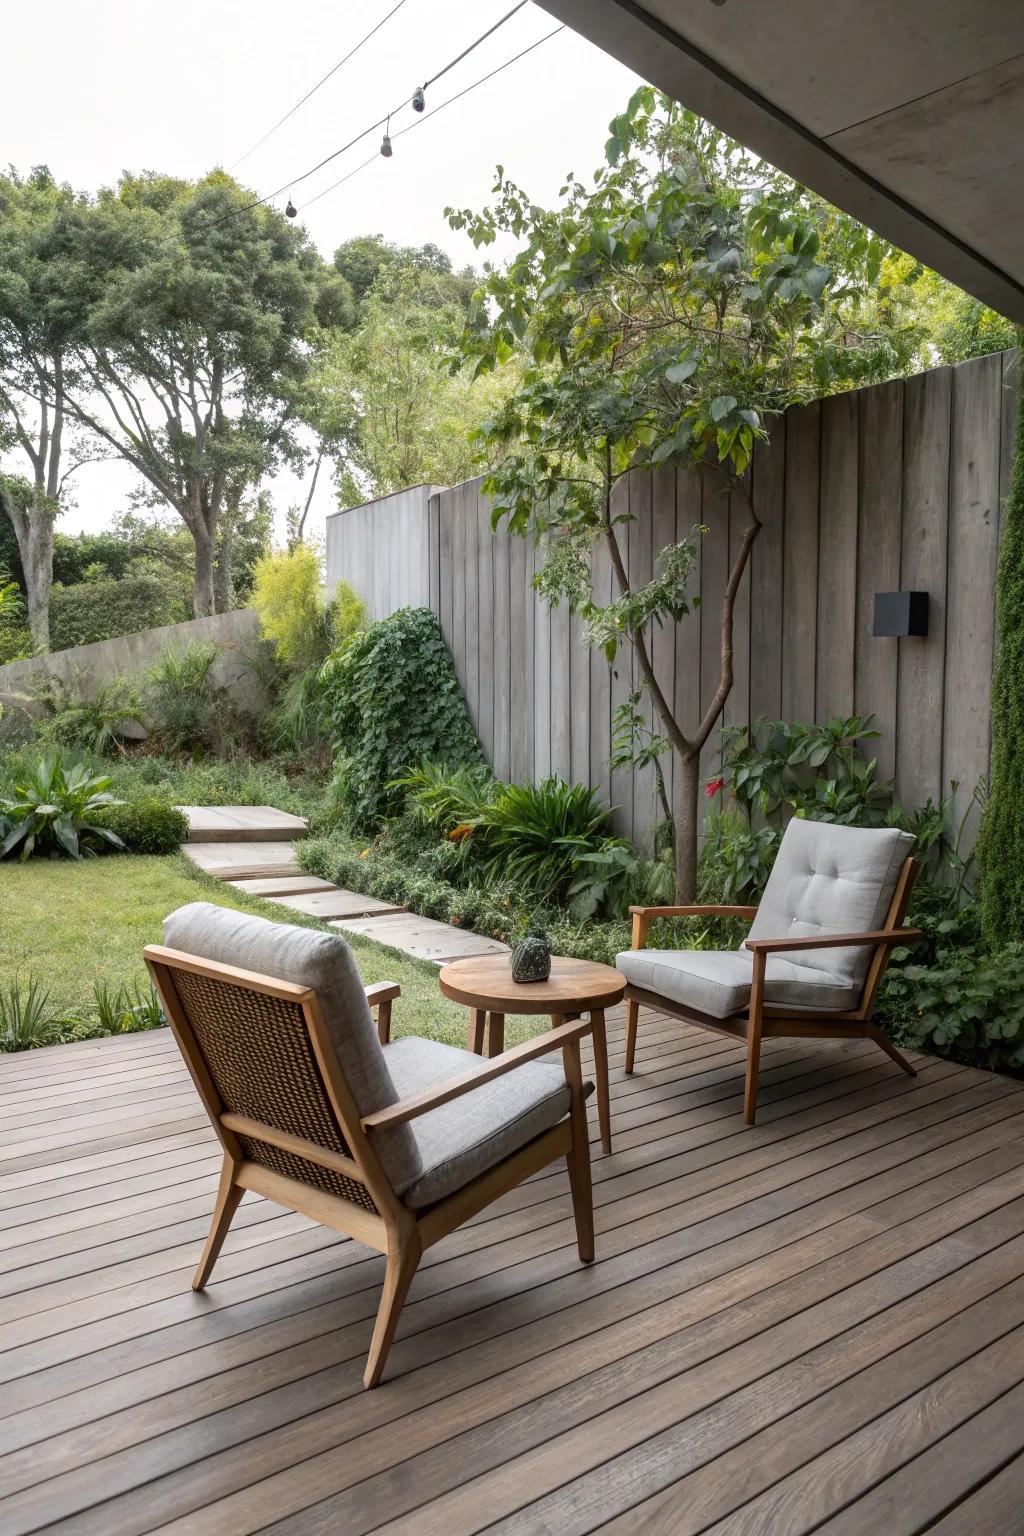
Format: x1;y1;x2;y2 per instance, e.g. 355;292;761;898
0;852;539;1048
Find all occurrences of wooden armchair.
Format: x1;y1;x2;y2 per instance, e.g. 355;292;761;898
618;820;923;1125
145;902;595;1389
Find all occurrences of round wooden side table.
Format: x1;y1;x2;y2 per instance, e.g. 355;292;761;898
438;954;625;1155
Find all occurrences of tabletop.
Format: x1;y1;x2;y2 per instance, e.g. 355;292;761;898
438;953;626;1014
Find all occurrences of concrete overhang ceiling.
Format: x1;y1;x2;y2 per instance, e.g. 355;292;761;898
535;0;1024;322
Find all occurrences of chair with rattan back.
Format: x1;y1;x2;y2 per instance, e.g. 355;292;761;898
146;902;596;1388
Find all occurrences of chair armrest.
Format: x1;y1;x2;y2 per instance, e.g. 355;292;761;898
365;982;401;1044
361;1017;593;1133
365;982;401;1007
630;904;758;950
744;928;922;955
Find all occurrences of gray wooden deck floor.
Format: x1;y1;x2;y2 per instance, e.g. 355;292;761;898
2;1013;1024;1534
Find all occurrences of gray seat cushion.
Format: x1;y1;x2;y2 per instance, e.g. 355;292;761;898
745;819;914;989
616;946;857;1018
162;902;422;1192
381;1036;574;1209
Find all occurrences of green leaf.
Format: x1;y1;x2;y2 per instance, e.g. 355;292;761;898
710;395;737;422
665;359;698;384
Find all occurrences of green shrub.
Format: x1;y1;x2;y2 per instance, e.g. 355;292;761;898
93;797;187;854
252;547;363;671
49;573;178;650
318;607;481;830
0;976;59;1050
978;348;1024;945
31;674;145;756
0;754;124;860
146;642;221;754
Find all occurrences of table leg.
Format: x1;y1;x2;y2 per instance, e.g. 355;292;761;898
590;1007;612;1155
486;1012;505;1057
468;1008;485;1054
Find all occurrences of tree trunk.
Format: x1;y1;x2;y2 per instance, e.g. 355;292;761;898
214;519;234;613
673;750;701;902
0;490;54;649
193;523;216;618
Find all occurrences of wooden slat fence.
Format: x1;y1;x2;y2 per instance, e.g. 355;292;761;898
325;351;1019;847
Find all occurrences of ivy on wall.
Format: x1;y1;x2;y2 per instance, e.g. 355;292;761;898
317;606;482;830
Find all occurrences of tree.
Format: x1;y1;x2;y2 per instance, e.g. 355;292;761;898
333;235;475;313
50;172;344;616
449;89;924;899
977;337;1024;946
0;168;100;646
306;264;516;508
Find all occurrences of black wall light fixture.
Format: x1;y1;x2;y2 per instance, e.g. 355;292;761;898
873;591;929;637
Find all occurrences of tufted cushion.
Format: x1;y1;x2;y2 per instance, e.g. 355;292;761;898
381;1036;575;1209
744;820;914;988
162;902;422;1192
616;946;857;1019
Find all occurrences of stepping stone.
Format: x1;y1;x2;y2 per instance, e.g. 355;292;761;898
232;875;338;897
183;842;301;880
332;911;510;965
265;890;405;921
178;806;308;843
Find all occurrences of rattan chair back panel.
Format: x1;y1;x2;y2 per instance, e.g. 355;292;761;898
172;967;378;1213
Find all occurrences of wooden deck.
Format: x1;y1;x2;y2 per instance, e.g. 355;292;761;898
3;1011;1024;1533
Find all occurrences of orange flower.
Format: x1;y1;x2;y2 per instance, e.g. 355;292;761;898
448;823;473;843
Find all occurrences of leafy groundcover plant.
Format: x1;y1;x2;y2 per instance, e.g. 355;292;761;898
0;754;124;859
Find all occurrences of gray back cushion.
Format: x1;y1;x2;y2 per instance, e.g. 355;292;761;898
745;820;914;988
162;903;421;1191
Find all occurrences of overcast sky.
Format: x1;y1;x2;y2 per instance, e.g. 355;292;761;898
2;0;641;544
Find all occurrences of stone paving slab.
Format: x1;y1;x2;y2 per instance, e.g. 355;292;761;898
266;889;405;921
232;875;338;897
178;805;308;843
332;911;509;964
183;841;301;880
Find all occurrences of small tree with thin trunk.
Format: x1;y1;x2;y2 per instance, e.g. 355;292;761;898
448;89;923;899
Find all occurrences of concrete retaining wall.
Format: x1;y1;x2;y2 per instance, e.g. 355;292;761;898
0;609;268;724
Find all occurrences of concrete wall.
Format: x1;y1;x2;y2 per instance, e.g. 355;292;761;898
0;608;268;723
325;484;441;620
318;351;1019;850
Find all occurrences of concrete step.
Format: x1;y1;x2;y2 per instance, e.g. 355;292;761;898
183;841;301;880
265;890;406;921
331;911;510;965
178;806;308;843
232;875;338;897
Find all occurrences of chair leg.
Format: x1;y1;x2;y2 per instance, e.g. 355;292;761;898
364;1227;421;1390
744;958;766;1127
193;1154;244;1291
624;997;640;1074
868;1022;917;1078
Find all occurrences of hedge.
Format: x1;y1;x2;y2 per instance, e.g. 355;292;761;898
49;574;179;651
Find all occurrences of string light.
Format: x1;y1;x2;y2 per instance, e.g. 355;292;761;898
380;119;393;158
301;24;565;211
208;1;531;227
412;85;425;112
230;0;411;170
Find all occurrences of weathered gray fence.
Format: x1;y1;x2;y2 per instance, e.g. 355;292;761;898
326;350;1019;847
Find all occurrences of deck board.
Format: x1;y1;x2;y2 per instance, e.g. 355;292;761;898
2;1020;1023;1534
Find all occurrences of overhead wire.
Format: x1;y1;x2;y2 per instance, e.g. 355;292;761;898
210;0;531;226
230;0;412;171
301;23;566;211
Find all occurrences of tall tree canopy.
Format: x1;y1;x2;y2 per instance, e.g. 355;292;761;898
49;171;345;615
0;168;96;645
302;255;514;509
449;89;927;897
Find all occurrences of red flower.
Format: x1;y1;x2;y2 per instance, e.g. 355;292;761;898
705;776;725;798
